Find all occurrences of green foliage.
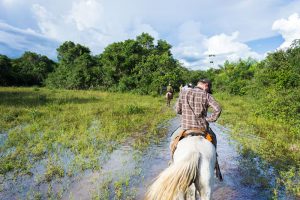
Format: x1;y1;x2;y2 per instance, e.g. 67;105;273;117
41;33;186;94
207;40;300;198
0;87;174;178
99;33;185;94
0;54;13;86
211;58;256;95
0;52;55;86
44;161;64;182
0;33;204;94
46;41;100;89
12;52;55;86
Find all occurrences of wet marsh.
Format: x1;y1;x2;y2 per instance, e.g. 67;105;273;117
0;87;174;199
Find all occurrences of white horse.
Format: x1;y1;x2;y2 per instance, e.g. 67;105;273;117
145;135;216;200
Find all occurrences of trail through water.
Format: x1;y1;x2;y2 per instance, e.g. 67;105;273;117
1;117;294;199
63;116;287;199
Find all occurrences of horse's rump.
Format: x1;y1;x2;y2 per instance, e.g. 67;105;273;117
166;92;173;99
145;136;216;200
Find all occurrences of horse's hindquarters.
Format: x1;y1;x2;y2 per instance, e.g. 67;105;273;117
175;136;216;200
146;136;215;200
174;136;216;164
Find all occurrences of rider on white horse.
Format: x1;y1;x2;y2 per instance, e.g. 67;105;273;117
146;79;222;200
172;78;223;181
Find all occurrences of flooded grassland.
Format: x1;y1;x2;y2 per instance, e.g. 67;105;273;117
0;87;174;199
0;87;298;199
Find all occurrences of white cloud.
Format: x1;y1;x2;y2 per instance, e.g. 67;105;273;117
2;0;300;68
205;32;247;55
69;0;104;31
131;21;159;40
1;0;18;6
0;22;58;58
272;13;300;49
203;32;261;65
31;1;159;54
172;22;262;70
172;21;207;69
32;4;62;40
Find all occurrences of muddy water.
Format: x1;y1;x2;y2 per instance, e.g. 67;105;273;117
133;117;270;200
63;116;281;199
1;117;293;199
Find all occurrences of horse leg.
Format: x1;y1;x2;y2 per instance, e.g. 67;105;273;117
186;184;197;200
177;191;186;200
197;180;212;200
197;162;213;200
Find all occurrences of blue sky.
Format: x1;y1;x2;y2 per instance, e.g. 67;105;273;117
1;0;300;70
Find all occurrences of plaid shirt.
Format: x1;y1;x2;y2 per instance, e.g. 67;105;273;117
176;87;221;130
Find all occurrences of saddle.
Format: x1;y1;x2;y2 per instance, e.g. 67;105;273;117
170;128;213;157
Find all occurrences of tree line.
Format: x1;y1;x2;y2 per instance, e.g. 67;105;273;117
205;39;300;123
1;33;300;114
1;33;199;95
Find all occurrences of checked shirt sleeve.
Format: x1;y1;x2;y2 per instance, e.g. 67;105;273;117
206;94;222;122
176;92;183;115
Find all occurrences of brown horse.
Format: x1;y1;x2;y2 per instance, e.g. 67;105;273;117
166;92;173;107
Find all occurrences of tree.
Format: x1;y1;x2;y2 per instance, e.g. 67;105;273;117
156;40;172;56
99;39;142;88
11;52;55;86
0;55;13;86
46;41;99;89
136;33;155;50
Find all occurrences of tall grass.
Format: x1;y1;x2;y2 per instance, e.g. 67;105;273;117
215;92;300;198
0;87;174;180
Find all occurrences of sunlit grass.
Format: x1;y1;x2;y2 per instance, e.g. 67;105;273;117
215;92;300;197
0;87;175;181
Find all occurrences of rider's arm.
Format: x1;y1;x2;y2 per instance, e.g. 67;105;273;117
176;92;182;114
206;94;222;122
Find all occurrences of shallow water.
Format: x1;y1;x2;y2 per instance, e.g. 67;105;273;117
0;117;294;199
62;116;286;199
133;117;270;200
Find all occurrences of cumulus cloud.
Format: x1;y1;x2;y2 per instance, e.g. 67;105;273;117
203;32;262;66
272;13;300;49
69;0;104;31
172;22;262;70
31;0;159;54
2;0;300;68
131;20;159;40
172;21;207;69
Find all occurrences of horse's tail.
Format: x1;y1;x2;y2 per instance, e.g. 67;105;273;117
145;151;200;200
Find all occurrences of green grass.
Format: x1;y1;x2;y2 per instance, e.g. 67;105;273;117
215;92;300;198
0;87;175;181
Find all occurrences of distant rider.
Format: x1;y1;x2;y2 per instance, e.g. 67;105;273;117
166;83;174;106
